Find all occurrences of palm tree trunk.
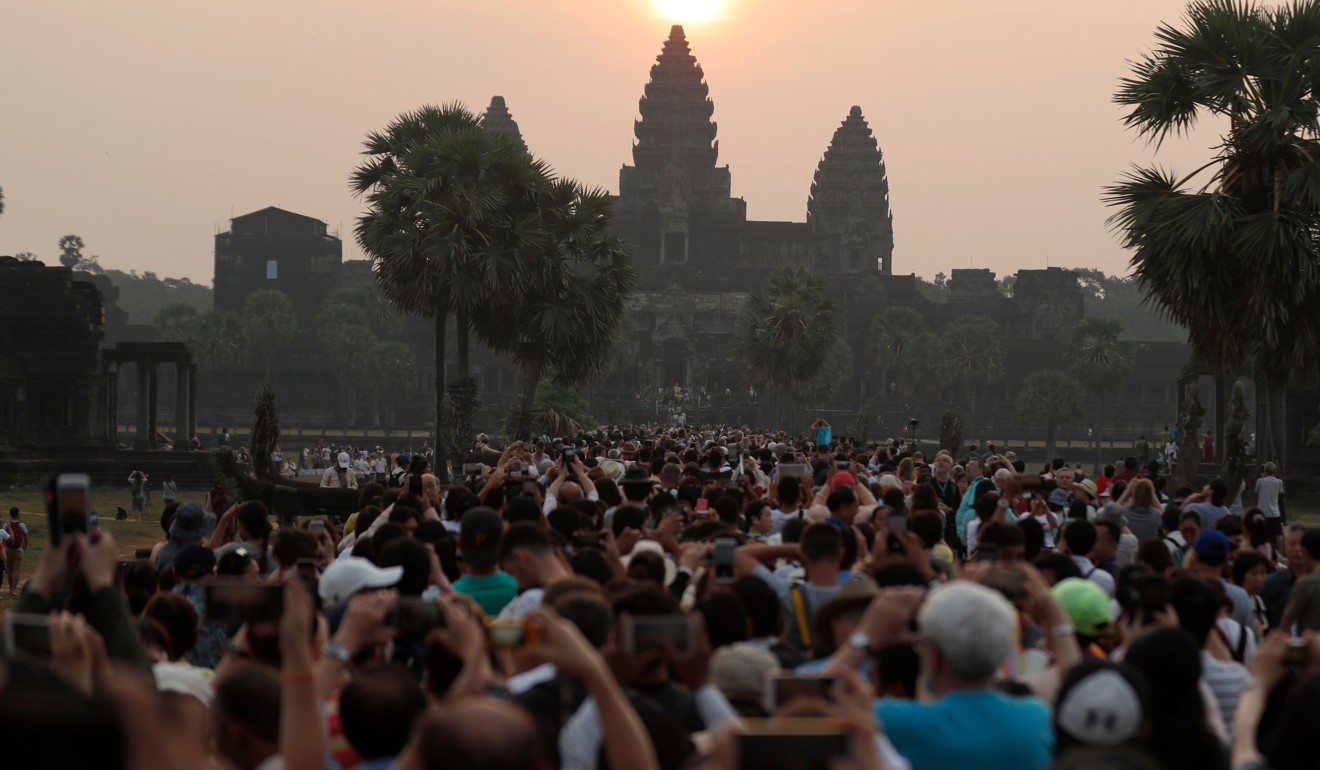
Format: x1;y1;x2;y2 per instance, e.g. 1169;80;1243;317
1093;391;1102;476
1046;422;1057;463
455;309;471;381
515;354;543;440
433;313;450;483
964;380;977;444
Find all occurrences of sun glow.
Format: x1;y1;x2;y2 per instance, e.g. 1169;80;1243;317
653;0;727;25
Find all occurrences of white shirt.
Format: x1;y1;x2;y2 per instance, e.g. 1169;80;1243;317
498;588;544;620
560;684;740;770
770;507;804;535
1069;554;1115;595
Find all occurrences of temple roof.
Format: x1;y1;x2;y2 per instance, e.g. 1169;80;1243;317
480;95;528;154
807;106;894;254
631;25;719;173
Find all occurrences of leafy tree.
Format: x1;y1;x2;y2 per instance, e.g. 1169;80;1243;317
476;179;635;439
869;305;933;399
153;303;199;343
1222;380;1251;504
0;185;4;219
533;376;600;433
1016;370;1086;461
189;310;249;371
1105;0;1320;465
243;289;298;382
352;103;549;477
937;315;1005;440
366;341;418;426
251;383;280;482
733;264;839;425
106;270;212;325
13;252;36;262
58;235;85;269
316;303;371;424
1067;317;1135;473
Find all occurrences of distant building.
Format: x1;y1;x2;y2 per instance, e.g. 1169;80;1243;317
213;206;343;328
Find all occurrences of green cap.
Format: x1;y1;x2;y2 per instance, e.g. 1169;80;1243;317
1052;577;1112;637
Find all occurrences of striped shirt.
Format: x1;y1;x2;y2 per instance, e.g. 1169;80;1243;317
1201;651;1249;732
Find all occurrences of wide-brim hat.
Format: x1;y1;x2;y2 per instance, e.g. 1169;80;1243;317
168;502;211;540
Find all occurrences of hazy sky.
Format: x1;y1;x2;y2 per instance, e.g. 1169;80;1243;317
2;0;1223;284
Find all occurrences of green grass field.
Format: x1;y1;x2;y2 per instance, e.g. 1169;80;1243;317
0;487;212;613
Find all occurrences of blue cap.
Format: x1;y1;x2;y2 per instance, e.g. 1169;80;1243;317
1193;529;1231;566
397;452;411;463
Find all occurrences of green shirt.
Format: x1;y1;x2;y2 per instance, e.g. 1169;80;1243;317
453;571;518;617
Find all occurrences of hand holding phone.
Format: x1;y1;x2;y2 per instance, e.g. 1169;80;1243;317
713;537;737;583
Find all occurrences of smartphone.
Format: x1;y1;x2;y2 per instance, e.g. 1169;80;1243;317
736;728;850;770
714;537;737;584
623;615;695;655
834;460;851;472
695;498;711;516
488;620;539;648
886;513;908;553
574;533;605;550
986;568;1025;598
461;463;483;478
769;675;837;708
52;473;93;546
778;464;807;480
3;613;53;658
1285;637;1309;667
387;597;444;635
205;582;284;627
309;519;326;536
521;479;538;494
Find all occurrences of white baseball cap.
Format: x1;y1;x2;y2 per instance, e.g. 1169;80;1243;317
337;451;351;469
319;557;402;605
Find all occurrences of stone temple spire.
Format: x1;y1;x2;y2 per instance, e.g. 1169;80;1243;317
808;106;895;274
620;25;731;203
480;95;528;154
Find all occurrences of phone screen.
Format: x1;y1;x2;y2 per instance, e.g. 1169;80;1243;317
388;597;444;635
736;730;849;770
696;498;710;513
714;538;736;583
625;616;695;655
205;582;284;627
3;613;53;658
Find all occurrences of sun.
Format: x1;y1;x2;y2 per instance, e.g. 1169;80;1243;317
652;0;727;24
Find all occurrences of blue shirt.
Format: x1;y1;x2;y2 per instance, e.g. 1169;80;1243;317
875;690;1052;770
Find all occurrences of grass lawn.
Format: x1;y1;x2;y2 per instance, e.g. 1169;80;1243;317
0;487;213;614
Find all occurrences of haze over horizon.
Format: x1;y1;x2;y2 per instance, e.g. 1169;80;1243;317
3;0;1222;285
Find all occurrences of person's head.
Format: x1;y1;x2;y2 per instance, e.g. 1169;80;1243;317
143;592;199;662
732;575;784;639
458;507;504;574
1061;520;1097;559
800;523;843;567
1178;510;1202;545
1264;461;1278;476
1056;467;1075;489
8;506;19;520
933;453;952;477
497;523;558;590
1231;550;1270;596
825;486;859;524
1122;627;1221;770
213;666;282;770
909;512;943;551
1128;479;1160;510
744;500;773;535
978;521;1025;564
398;697;546;770
1032;551;1083;586
1190;530;1231;572
379;538;432;596
696;592;750;649
709;642;780;718
557;480;583;507
1093;521;1120;561
1168;577;1219;647
1135;540;1173;575
778;476;802;508
1296;528;1320;575
340;663;428;761
1287;525;1313;573
1053;660;1150;756
918;581;1016;690
271;528;318;571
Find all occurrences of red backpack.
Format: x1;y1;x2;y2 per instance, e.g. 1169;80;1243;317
5;521;25;550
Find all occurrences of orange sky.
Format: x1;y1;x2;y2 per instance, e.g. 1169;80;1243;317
1;0;1224;284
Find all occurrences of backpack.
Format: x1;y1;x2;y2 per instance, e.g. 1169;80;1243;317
5;521;25;551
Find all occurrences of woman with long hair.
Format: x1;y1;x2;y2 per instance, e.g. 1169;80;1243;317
1118;478;1164;544
1123;627;1228;770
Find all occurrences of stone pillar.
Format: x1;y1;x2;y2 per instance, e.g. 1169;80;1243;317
175;364;190;445
136;363;150;450
147;363;159;450
188;364;198;438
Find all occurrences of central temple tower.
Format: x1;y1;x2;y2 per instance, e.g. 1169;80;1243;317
614;26;746;273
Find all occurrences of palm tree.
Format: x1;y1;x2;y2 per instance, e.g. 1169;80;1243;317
868;305;930;401
733;264;839;426
476;179;635;439
243;289;298;383
1105;0;1320;466
58;235;85;269
352;103;549;478
937;315;1005;441
366;341;418;427
1016;370;1086;461
1067;318;1135;473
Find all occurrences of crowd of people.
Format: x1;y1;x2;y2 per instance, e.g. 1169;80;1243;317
1;422;1315;770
